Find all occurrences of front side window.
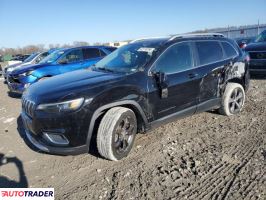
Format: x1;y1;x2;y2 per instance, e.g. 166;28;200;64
60;49;83;63
196;41;223;65
83;48;101;59
221;42;238;58
35;52;49;63
153;42;193;74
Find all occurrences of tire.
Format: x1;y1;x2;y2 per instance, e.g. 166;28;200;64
97;107;137;161
218;83;245;116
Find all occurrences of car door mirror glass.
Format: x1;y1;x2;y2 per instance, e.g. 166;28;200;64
58;59;68;65
152;71;169;98
152;71;167;84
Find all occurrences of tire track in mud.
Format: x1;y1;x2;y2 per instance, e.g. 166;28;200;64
178;119;264;200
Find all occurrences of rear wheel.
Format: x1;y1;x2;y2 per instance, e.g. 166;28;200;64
219;83;245;116
97;107;137;161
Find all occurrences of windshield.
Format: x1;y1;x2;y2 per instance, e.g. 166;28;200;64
39;49;65;64
23;53;38;62
94;41;161;73
255;31;266;42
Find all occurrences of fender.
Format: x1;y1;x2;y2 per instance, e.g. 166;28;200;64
219;59;249;95
85;100;149;147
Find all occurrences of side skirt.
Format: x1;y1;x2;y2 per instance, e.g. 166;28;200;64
149;98;221;131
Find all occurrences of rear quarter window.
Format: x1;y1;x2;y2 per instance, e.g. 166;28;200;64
83;48;101;59
195;41;223;65
221;42;238;58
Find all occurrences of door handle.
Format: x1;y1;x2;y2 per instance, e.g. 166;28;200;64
188;73;198;79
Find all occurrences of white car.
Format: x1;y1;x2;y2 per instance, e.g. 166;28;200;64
4;52;49;80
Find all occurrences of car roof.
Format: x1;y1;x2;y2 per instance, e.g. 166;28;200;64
63;45;112;51
131;33;226;45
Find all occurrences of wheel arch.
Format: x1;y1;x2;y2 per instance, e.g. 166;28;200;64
86;100;149;147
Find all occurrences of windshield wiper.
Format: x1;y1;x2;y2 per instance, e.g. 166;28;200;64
97;66;115;73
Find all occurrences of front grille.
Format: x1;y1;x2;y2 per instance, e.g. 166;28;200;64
249;52;266;60
22;96;36;118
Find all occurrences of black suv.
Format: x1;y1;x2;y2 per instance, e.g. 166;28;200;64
21;34;250;160
244;30;266;74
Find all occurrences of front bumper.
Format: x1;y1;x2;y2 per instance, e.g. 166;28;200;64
25;129;88;155
20;102;92;155
7;74;38;93
7;82;25;94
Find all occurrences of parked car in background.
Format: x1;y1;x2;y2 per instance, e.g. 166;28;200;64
13;54;31;62
4;51;49;80
235;36;255;49
244;30;266;74
7;46;116;94
7;54;31;66
21;34;249;160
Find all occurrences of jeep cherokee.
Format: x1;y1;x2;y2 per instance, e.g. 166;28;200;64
21;33;250;160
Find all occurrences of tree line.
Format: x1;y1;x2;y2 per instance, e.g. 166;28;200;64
0;41;105;56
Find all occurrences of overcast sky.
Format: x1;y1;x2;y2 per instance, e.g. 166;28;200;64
1;0;266;48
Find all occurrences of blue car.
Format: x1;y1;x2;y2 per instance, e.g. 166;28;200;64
7;46;116;94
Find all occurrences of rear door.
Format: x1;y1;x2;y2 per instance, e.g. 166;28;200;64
192;40;225;104
147;41;201;120
82;48;104;68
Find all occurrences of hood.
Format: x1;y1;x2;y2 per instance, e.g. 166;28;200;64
6;62;22;69
245;42;266;51
6;63;33;71
10;63;53;75
25;69;124;103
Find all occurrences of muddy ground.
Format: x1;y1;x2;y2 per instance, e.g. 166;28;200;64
0;77;265;200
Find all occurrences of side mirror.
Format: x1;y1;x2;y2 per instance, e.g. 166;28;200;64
152;71;168;98
58;59;68;65
152;71;167;84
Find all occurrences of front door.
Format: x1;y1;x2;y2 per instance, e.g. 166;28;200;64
147;42;201;120
58;48;84;73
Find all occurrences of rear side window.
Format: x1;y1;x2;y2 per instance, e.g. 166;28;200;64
221;42;238;58
154;42;193;74
83;48;101;59
196;41;223;65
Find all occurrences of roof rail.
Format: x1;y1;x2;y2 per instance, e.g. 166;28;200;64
130;36;169;44
168;33;225;41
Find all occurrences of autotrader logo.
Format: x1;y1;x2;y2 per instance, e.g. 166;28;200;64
0;188;54;200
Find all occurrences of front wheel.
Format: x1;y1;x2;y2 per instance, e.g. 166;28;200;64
97;107;137;161
218;83;245;116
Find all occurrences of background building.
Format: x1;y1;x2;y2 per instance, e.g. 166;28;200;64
192;23;266;39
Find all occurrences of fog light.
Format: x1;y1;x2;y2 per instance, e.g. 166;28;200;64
43;132;69;146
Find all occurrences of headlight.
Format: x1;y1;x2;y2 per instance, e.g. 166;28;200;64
37;98;85;113
21;70;34;76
